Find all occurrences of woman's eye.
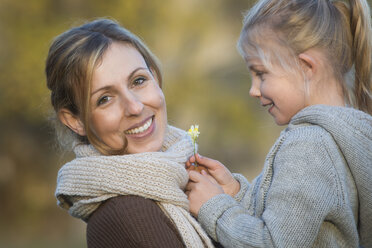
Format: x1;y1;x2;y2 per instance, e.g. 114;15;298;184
97;96;111;106
133;77;146;86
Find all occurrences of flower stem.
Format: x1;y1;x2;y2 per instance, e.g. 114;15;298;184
193;142;198;167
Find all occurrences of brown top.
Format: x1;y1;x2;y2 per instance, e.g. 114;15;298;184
86;195;185;248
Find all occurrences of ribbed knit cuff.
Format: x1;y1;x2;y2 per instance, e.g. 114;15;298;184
197;194;237;241
232;173;250;202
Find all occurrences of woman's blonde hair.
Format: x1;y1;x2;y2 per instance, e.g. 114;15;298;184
46;18;162;155
238;0;372;114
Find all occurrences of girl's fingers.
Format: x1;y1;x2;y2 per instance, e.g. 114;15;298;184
195;153;221;170
185;160;191;168
188;170;204;182
188;170;218;187
185;155;196;168
189;155;196;163
202;171;218;185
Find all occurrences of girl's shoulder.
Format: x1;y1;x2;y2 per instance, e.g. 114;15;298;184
272;123;347;182
279;123;335;151
277;122;348;170
283;105;371;155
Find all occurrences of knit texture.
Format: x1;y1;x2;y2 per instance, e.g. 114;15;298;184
198;105;372;248
55;125;214;248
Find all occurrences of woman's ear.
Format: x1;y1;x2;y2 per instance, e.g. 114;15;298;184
58;109;86;136
298;52;317;79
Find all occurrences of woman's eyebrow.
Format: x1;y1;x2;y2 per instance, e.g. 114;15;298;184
91;67;149;97
91;85;113;97
127;67;148;81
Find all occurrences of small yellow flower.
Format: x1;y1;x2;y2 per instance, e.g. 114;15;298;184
187;125;200;142
187;124;200;166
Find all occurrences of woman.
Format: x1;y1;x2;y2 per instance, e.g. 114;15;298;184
46;18;214;248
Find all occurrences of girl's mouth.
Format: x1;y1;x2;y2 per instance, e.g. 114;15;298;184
267;103;274;113
262;102;274;114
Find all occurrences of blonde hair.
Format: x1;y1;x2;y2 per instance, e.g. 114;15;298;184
46;18;162;155
238;0;372;114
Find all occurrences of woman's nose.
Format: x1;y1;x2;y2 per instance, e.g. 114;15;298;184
123;92;144;116
249;79;261;98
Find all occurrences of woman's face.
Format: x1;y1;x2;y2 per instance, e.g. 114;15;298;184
89;42;167;154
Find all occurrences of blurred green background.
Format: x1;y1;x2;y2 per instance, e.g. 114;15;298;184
0;0;288;247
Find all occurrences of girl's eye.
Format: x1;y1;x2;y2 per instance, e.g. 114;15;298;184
133;77;146;86
255;71;265;80
97;95;111;106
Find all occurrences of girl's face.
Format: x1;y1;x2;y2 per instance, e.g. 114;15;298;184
247;58;307;125
89;42;167;154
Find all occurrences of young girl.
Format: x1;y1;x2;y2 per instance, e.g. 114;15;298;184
186;0;372;247
47;19;215;247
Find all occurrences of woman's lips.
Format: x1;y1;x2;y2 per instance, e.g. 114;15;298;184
124;116;155;138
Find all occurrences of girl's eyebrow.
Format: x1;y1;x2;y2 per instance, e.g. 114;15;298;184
249;65;261;71
249;65;256;71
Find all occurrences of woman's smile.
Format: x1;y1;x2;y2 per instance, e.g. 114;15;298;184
124;115;155;138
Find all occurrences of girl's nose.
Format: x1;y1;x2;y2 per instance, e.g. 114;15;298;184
123;92;144;116
249;79;261;98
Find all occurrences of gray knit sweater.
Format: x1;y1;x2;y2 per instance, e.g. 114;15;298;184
198;105;372;248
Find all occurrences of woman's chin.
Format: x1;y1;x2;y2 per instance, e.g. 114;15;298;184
126;143;163;154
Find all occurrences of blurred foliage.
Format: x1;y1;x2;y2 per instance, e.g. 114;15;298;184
5;0;356;247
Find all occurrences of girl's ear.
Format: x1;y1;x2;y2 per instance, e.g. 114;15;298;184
58;109;86;136
298;52;317;79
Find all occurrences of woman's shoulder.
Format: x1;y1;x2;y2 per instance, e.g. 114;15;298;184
90;195;163;216
87;195;164;232
87;195;184;248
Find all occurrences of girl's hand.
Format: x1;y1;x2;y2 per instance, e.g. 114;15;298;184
186;154;240;197
185;170;224;217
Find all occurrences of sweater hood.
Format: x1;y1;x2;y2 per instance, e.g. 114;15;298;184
290;105;372;247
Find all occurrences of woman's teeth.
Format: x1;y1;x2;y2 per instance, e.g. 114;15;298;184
125;118;152;135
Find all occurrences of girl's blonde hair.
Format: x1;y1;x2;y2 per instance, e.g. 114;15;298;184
238;0;372;115
46;18;162;155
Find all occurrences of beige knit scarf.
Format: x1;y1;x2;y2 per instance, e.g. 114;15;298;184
55;125;214;248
